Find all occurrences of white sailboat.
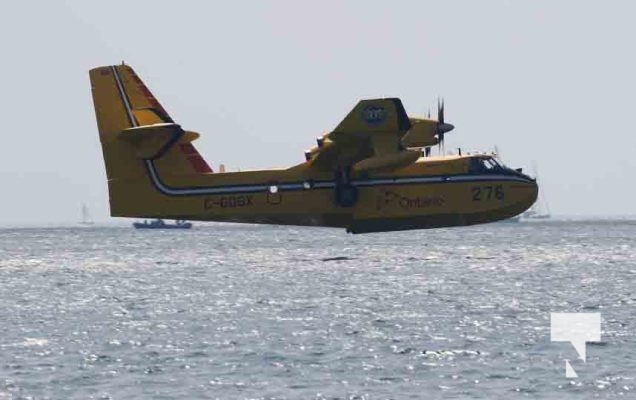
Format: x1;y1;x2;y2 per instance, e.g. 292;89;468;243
494;151;549;222
523;162;550;220
79;203;94;225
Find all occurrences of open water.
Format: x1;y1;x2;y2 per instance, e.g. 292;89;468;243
1;220;635;399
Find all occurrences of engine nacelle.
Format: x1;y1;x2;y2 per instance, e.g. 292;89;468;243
401;119;439;148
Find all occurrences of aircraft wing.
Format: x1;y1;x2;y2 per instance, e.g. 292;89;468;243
306;98;417;172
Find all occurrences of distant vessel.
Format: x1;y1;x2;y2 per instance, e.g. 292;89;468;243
522;162;551;220
501;203;549;223
521;207;550;220
133;219;192;229
79;204;94;225
495;157;549;223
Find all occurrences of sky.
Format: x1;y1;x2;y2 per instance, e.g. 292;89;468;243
0;0;635;225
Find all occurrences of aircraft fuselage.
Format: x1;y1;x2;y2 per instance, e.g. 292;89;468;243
111;154;537;233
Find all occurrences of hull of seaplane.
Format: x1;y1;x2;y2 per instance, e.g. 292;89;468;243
110;159;538;233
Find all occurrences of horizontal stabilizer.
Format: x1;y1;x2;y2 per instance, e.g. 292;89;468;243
183;131;200;142
117;123;184;160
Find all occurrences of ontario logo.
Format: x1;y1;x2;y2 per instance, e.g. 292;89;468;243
376;190;444;210
361;105;387;126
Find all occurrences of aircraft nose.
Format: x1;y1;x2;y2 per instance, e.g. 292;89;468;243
514;177;538;214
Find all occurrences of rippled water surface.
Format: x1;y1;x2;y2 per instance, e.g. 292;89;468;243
1;221;635;399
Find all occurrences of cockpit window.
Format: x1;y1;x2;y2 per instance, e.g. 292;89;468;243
484;159;497;169
469;157;502;173
489;158;504;168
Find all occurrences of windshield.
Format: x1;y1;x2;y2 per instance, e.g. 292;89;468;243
489;157;503;168
468;156;503;173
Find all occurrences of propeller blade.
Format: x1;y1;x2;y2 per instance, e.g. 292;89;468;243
435;98;450;154
436;97;453;134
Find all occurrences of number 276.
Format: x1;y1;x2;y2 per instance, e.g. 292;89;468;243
472;185;504;201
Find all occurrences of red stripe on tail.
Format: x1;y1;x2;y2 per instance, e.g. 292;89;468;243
179;143;212;173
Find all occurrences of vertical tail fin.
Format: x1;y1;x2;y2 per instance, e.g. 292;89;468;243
89;64;212;217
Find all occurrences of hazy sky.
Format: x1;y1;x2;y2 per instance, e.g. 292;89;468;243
1;0;635;225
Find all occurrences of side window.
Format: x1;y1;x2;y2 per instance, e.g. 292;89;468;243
468;158;483;173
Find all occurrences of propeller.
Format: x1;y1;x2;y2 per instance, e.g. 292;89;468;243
435;98;454;153
404;100;454;154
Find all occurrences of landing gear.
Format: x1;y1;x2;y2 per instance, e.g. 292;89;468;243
334;167;358;207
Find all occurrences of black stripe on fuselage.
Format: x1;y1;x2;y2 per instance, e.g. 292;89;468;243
110;65;138;127
144;160;534;197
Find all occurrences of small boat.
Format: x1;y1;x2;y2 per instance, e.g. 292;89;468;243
133;219;193;229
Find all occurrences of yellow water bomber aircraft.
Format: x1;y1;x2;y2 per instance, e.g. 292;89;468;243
89;64;538;233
